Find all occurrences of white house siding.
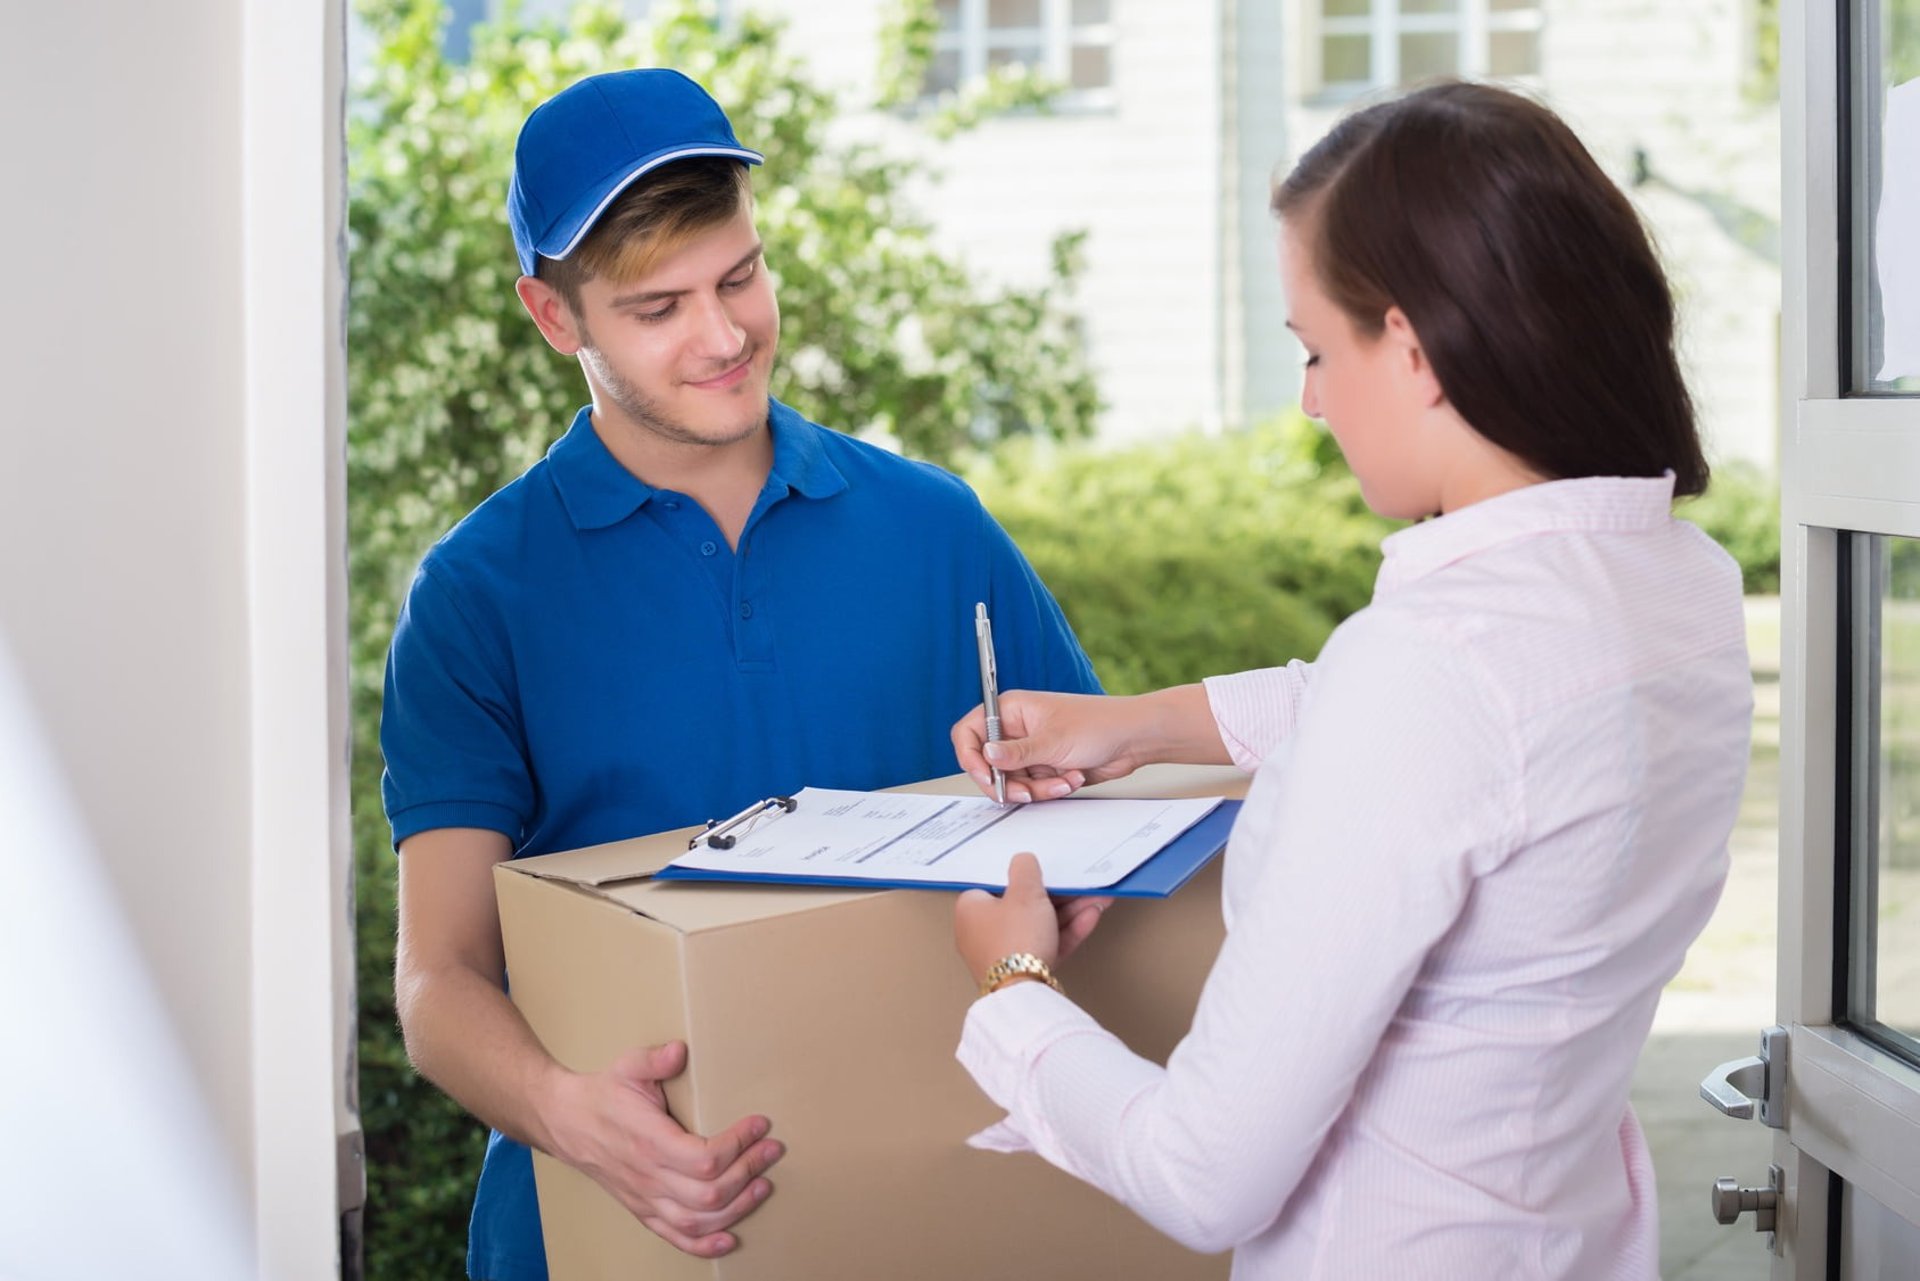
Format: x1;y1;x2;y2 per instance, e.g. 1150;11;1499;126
773;0;1778;464
1280;0;1781;470
765;1;1254;441
457;2;1779;464
1544;0;1781;471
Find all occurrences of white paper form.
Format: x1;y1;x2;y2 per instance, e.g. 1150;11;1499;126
671;787;1222;890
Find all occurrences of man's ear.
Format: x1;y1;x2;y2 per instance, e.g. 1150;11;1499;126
516;275;586;356
1383;305;1445;409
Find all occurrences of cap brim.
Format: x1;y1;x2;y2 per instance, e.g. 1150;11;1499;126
537;145;765;265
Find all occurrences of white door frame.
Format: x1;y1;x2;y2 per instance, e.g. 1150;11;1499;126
242;0;358;1275
1775;0;1920;1273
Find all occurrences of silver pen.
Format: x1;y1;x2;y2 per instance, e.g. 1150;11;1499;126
974;602;1007;804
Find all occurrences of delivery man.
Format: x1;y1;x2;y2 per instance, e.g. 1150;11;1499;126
381;68;1101;1281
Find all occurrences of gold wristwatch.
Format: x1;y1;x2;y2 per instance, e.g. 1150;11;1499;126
979;952;1063;997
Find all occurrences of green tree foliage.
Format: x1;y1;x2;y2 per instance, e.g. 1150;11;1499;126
971;417;1394;693
348;1;1098;1271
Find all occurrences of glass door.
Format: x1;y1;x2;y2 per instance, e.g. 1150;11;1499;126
1760;0;1920;1274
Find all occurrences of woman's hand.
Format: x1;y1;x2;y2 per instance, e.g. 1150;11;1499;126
955;853;1111;988
951;691;1155;803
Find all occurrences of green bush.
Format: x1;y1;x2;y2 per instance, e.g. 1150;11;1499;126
975;427;1788;698
1677;459;1782;594
971;416;1394;695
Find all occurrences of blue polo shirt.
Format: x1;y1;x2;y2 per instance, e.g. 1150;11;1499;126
381;399;1099;1281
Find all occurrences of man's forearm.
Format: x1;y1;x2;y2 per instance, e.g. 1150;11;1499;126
399;963;572;1155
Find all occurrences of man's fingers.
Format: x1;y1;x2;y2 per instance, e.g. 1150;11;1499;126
667;1112;772;1182
656;1135;785;1218
640;1215;738;1259
639;1166;774;1257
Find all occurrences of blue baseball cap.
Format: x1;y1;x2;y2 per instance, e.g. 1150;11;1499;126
507;68;764;277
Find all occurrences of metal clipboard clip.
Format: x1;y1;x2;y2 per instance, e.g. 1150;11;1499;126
690;795;798;850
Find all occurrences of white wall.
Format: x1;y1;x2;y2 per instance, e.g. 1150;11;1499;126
1281;0;1781;470
1545;0;1781;472
764;0;1242;440
0;1;351;1275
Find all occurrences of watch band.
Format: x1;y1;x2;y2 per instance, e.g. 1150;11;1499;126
979;951;1063;997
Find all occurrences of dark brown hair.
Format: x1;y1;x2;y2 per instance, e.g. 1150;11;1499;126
1272;81;1708;497
536;156;754;311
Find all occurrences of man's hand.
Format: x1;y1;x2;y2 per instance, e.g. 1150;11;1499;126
543;1041;786;1258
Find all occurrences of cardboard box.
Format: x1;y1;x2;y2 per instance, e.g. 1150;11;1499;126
495;765;1248;1281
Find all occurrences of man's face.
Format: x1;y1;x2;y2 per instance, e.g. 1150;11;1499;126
569;209;780;449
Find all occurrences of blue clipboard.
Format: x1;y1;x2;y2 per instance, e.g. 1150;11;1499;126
652;799;1241;899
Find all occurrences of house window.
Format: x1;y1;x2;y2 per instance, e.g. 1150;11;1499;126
1317;0;1543;98
925;0;1117;99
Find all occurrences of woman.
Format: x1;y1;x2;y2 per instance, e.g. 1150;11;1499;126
949;82;1753;1279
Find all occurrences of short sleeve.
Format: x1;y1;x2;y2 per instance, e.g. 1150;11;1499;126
380;561;534;850
980;506;1103;697
1203;662;1316;770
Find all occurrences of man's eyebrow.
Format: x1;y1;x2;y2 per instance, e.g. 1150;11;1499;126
607;244;764;309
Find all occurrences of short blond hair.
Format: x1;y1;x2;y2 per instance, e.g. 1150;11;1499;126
535;156;754;310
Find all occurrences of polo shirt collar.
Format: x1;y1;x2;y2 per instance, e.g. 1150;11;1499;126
764;398;849;503
1374;472;1678;598
546;399;848;532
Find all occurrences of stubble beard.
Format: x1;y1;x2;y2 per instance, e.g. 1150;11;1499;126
580;339;768;450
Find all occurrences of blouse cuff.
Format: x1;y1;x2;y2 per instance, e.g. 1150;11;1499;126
1203;663;1309;771
956;978;1166;1184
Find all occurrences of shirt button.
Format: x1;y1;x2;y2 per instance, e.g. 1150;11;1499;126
700;540;718;556
740;602;754;620
662;500;680;511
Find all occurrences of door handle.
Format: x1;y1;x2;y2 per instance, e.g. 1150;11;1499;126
1698;1025;1787;1128
1700;1055;1766;1120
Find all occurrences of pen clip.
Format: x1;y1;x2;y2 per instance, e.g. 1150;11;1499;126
692;795;798;850
975;602;1000;720
976;601;1006;804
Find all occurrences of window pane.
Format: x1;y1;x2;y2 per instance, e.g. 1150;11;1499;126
1399;31;1460;82
987;43;1045;69
989;0;1043;28
1072;0;1111;25
1323;33;1372;84
1850;0;1920;391
1490;28;1540;76
1401;0;1459;13
1070;43;1112;89
1849;535;1920;1059
924;48;961;94
1324;0;1369;18
935;0;961;33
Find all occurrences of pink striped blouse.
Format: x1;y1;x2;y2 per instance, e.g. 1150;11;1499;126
957;474;1753;1279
